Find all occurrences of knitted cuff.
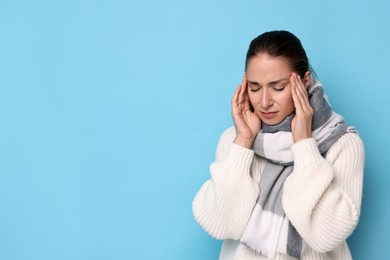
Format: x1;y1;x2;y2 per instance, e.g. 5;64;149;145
291;138;324;164
223;143;254;173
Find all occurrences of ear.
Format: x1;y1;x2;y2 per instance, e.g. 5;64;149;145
303;71;311;89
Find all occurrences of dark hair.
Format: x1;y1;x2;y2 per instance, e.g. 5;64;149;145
245;30;314;77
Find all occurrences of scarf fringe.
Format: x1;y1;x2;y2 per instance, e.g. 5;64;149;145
240;239;287;259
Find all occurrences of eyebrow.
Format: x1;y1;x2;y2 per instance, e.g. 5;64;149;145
247;78;289;87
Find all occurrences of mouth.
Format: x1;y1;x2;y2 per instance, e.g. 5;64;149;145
261;111;278;119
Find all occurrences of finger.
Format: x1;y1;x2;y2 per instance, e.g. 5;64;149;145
232;85;242;119
237;74;247;105
294;75;308;99
291;74;303;111
232;84;241;108
294;75;312;113
241;74;252;111
244;88;251;111
293;74;310;113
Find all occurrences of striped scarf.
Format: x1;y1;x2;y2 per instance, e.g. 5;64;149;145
240;79;355;259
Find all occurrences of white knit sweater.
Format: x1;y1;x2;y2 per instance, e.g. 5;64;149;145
193;127;364;260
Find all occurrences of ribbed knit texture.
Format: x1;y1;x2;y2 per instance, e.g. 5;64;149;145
192;127;364;260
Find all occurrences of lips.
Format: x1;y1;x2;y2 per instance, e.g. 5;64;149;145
261;111;278;119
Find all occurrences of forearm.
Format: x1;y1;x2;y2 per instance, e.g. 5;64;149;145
193;143;259;239
282;135;364;252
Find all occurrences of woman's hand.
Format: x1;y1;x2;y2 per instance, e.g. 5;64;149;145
291;73;313;143
232;74;261;149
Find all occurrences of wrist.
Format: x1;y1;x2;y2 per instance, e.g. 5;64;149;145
233;136;254;149
293;133;312;143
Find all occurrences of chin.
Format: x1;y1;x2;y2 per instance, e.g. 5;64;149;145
261;117;283;126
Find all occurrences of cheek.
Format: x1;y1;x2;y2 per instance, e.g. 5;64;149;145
286;97;295;112
248;93;256;105
280;91;295;112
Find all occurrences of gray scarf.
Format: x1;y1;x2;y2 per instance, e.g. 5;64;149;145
240;79;355;259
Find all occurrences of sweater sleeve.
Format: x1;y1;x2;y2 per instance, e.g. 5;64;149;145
192;127;260;240
282;133;364;253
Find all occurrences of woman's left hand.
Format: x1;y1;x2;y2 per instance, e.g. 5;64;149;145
291;73;313;143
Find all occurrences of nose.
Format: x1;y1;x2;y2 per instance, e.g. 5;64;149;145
260;89;273;109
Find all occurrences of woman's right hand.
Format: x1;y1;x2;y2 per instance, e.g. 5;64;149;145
232;74;261;149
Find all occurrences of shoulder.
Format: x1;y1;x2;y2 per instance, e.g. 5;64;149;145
326;132;365;163
219;126;236;144
215;126;236;162
330;132;364;153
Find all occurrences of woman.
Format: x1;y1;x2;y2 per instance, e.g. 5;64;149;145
192;30;364;260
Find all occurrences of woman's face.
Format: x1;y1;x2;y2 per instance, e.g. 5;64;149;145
246;53;309;125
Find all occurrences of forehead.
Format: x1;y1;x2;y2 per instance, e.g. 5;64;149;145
246;54;292;83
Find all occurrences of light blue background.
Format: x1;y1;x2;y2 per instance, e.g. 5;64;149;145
0;0;388;259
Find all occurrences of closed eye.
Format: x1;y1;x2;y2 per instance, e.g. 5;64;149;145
272;83;289;92
248;83;261;92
